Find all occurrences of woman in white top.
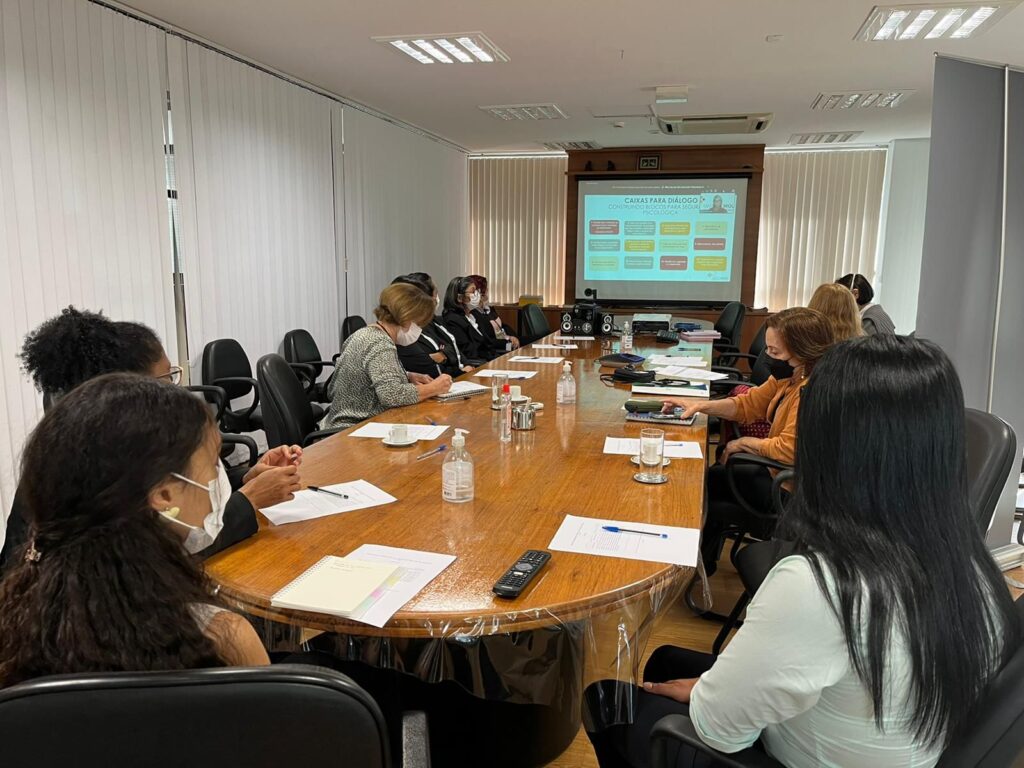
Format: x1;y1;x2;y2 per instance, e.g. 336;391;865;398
584;334;1018;767
0;375;268;687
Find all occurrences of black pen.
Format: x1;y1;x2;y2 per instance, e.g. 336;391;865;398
308;485;349;500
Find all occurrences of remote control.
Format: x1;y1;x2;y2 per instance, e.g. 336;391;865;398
656;330;680;344
492;550;551;598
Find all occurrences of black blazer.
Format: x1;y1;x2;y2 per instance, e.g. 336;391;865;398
397;320;466;378
441;309;497;362
473;307;516;353
0;485;258;577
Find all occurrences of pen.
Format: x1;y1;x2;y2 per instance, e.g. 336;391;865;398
424;416;437;426
416;444;447;461
602;525;668;539
308;485;349;500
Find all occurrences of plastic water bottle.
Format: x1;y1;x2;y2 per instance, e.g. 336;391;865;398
442;428;474;503
499;384;512;443
622;321;634;353
557;362;576;404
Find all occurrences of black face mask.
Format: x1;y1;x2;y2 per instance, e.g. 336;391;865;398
766;356;795;380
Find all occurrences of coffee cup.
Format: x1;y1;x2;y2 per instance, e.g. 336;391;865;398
388;424;409;442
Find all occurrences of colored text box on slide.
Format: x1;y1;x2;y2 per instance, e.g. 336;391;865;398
660;256;689;271
696;221;728;236
659;238;690;253
590;220;620;235
589;255;620;271
588;239;622;252
624;220;656;236
624;240;655;252
625;255;655;270
694;256;728;272
693;238;726;251
660;222;691;235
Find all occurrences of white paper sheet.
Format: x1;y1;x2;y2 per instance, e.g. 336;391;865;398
655;366;729;382
509;355;564;364
344;544;457;628
434;381;491;401
603;437;703;459
647;355;707;368
532;343;579;349
555;335;595;341
632;384;710;399
348;423;449;440
548;514;700;566
472;369;539;380
262;480;397;525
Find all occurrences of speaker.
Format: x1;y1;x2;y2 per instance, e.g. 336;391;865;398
599;313;614;336
560;311;573;333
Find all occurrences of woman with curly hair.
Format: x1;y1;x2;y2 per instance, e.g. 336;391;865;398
0;375;269;687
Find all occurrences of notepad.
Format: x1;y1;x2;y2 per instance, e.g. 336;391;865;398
271;556;400;617
434;381;490;401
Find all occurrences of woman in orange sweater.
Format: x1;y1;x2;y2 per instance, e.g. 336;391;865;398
664;307;834;575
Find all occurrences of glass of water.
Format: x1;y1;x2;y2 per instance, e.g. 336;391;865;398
490;373;509;410
635;428;666;483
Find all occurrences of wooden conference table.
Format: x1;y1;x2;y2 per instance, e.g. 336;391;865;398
206;333;711;765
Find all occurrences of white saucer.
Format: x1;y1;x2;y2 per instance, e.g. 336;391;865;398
511;396;529;405
382;436;418;447
630;456;672;467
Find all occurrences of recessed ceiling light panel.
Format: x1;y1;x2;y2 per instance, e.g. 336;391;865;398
854;2;1019;40
789;131;865;145
372;32;509;64
543;140;602;151
480;104;569;121
811;89;915;109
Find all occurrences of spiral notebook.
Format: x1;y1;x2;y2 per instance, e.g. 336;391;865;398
434;381;490;402
271;556;400;617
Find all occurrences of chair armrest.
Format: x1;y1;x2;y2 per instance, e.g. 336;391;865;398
302;427;344;447
332;352;342;363
728;453;791;473
711;365;745;378
771;469;794;517
186;385;227;422
220;433;259;468
651;714;783;768
288;363;317;393
401;711;431;768
713;342;739;352
726;453;793;522
210;376;260;419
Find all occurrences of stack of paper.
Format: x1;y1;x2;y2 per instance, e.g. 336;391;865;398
473;369;538;380
349;423;448;440
509;355;564;365
632;383;709;399
548;514;700;566
603;436;703;459
435;381;490;401
342;545;457;628
647;355;707;368
262;480;397;525
681;330;721;341
533;343;579;350
655;367;729;382
271;556;400;617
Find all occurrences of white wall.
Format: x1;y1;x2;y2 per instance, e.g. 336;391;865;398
875;138;930;334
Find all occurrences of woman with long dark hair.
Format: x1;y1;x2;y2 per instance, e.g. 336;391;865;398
440;276;497;363
586;334;1019;766
392;273;475;378
0;375;268;687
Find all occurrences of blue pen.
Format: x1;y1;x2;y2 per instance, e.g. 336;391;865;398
602;525;668;539
424;416;437;426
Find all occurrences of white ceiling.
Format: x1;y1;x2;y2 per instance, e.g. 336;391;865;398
120;0;1024;152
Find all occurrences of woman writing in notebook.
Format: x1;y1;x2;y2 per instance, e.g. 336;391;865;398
0;375;269;687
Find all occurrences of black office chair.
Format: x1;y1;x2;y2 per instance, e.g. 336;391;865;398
342;315;367;342
201;339;263;434
714;323;766;374
713;301;746;350
518;304;551;345
283;328;339;403
257;353;342;447
651;596;1024;768
0;665;430;768
186;384;260;491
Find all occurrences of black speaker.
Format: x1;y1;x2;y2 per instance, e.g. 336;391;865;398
560;311;574;333
599;313;614;336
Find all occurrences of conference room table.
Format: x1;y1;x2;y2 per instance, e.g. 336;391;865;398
206;333;712;766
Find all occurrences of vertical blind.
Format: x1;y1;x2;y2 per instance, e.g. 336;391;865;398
0;0;176;530
342;107;469;318
755;149;887;310
167;37;342;378
469;155;567;305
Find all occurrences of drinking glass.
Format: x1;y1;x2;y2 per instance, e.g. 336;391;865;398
636;428;666;483
490;373;509;410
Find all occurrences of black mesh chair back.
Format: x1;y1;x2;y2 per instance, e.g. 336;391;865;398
284;328;325;376
714;301;746;347
0;665;392;768
342;315;367;342
519;304;551;345
257;353;319;447
964;408;1017;533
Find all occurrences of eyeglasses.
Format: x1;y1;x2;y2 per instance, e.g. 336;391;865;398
157;365;184;385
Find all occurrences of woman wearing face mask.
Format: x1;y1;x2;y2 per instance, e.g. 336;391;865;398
662;307;834;575
0;307;302;575
0;375;270;689
467;275;520;352
321;283;452;429
440;276;498;362
392;274;476;377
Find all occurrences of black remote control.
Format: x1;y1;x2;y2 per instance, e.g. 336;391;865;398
492;550;551;598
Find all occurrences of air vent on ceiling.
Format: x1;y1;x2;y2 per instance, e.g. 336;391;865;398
543;140;601;151
811;90;914;109
372;32;509;64
789;131;864;145
656;113;772;136
480;103;569;121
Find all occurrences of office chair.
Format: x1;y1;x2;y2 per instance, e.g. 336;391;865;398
713;323;766;374
0;665;430;768
201;339;263;434
186;384;260;491
283;328;339;403
651;596;1024;768
256;353;342;447
713;301;746;350
518;304;551;345
342;315;367;342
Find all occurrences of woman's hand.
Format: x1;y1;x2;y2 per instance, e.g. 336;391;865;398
239;465;302;510
242;445;302;483
407;372;434;385
719;436;762;464
429;351;447;364
509;336;521;350
643;677;699;704
662;398;704;420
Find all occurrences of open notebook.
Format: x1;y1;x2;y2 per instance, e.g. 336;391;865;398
435;381;490;402
271;556;399;617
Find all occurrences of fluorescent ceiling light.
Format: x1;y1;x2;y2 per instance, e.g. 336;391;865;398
373;32;509;64
854;2;1018;40
789;131;864;145
810;90;914;109
480;103;569;121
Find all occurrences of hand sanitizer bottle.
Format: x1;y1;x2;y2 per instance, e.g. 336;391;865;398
622;321;634;353
557;362;576;404
442;428;473;503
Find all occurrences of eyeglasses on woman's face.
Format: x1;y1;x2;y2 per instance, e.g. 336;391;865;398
156;365;184;385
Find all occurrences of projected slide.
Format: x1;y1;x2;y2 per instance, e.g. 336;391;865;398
576;178;747;303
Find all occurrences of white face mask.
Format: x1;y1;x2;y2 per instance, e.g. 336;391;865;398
434;295;441;309
161;463;231;554
396;322;423;346
468;292;481;309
